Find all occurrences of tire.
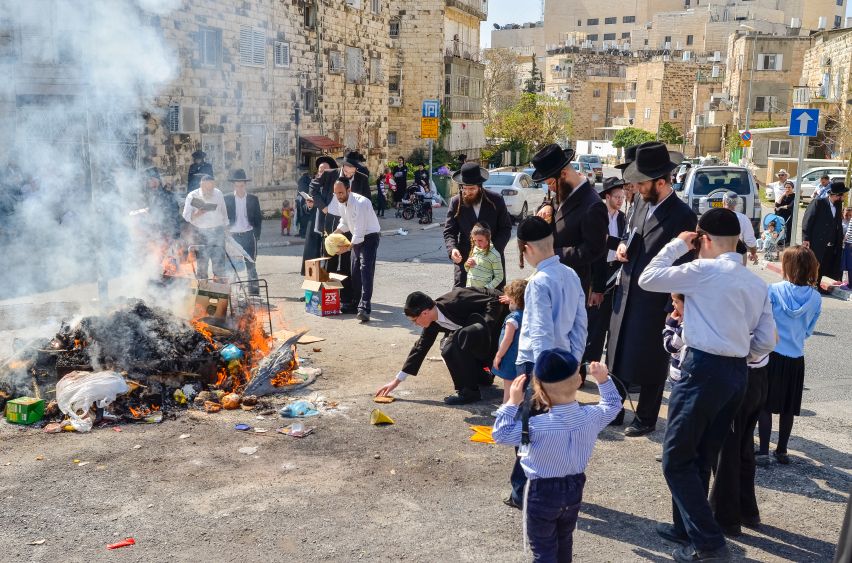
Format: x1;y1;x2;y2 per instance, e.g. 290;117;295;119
402;207;415;220
423;207;433;224
516;201;529;222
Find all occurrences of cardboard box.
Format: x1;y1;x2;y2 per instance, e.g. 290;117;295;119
303;258;330;282
182;279;230;319
302;273;347;317
6;397;45;425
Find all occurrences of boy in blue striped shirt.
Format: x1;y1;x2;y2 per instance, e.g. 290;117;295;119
493;349;621;562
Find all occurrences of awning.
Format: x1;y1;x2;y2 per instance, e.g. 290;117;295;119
300;135;343;152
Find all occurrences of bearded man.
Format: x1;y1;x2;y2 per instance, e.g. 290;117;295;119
443;162;513;288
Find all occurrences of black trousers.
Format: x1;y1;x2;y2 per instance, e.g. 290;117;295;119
440;330;489;393
819;245;839;284
583;290;614;366
616;379;666;428
349;232;380;314
231;230;259;295
710;365;768;528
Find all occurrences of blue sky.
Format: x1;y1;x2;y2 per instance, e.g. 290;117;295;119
480;0;542;48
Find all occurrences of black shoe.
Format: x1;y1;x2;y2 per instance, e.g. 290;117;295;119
719;523;741;537
444;389;481;405
672;543;731;562
479;371;495;387
608;409;625;426
356;311;370;323
502;493;522;510
656;523;690;546
340;304;357;314
773;451;790;464
741;516;761;529
624;422;656;437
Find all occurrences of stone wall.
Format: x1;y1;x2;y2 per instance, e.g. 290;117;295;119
800;29;852;157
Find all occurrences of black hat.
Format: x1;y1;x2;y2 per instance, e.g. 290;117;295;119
698;208;740;237
144;166;161;180
342;150;366;167
194;172;214;182
228;168;251;182
316;155;338;170
456;313;491;359
452;162;490;185
614;145;639;171
598;176;626;197
622;142;684;184
191;150;206;160
530;143;575;181
534;348;580;383
517;216;552;242
457;154;468;163
829;181;850;195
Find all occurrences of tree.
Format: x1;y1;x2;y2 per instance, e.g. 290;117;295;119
486;93;573;154
482;48;521;126
658;122;684;145
612;127;655;149
523;60;543;94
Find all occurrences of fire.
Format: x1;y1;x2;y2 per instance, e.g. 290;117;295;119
269;349;300;388
191;320;214;344
128;404;160;418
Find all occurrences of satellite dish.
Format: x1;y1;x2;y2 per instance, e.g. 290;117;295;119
493;23;500;29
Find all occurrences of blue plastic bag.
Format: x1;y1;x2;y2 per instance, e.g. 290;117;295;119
279;400;319;418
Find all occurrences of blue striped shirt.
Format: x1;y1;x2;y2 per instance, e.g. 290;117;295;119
492;379;621;479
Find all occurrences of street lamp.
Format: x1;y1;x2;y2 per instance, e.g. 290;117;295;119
740;24;758;164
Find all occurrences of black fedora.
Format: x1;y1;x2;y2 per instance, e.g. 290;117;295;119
622;142;684;184
829;181;849;195
315;155;338;170
452;162;490;185
614;144;638;171
228;168;251;182
144;166;161;180
342;150;366;168
597;176;626;198
530;144;575;181
191;150;207;160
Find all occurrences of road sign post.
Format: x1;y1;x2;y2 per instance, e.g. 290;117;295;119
420;117;439;139
788;108;819;244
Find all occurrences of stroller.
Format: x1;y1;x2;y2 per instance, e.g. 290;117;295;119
399;184;433;224
759;213;786;262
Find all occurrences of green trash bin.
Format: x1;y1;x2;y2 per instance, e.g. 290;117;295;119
432;175;452;200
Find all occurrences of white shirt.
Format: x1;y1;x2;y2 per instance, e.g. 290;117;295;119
230;194;252;233
607;210;620;262
473;202;481;218
734;211;757;249
646;190;674;219
638;239;776;361
771;181;787;204
336;192;381;245
182;187;228;230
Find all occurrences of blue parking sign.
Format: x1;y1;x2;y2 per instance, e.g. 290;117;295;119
789;109;819;137
422;99;440;118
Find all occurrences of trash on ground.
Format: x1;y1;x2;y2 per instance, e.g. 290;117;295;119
278;423;314;438
221;393;241;410
312;347;322;353
234;423;252;431
179;433;191;439
373;396;395;404
254;428;268;433
56;371;129;433
106;538;135;550
469;425;495;444
5;396;45;425
371;409;394;425
76;461;90;467
238;446;258;455
43;422;62;434
279;400;319;418
29;539;46;545
133;444;142;450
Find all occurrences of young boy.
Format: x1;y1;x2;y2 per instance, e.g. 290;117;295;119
493;349;621;561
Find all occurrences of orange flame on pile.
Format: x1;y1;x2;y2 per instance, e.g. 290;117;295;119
128;404;160;418
191;320;214;344
269;349;300;387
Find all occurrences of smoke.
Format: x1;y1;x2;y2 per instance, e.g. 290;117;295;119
0;0;181;325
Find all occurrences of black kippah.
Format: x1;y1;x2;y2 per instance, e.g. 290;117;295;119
534;348;579;383
517;216;552;242
698;208;740;237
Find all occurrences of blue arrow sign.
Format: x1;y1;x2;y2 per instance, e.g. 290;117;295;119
422;99;440;118
789;108;819;137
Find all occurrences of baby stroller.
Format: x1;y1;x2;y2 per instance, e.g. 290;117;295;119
401;192;433;223
759;213;786;262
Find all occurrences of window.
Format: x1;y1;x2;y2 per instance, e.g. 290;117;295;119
838;0;844;6
669;109;679;119
686;34;693;46
388;73;401;93
345;0;362;8
664;35;672;43
239;26;265;67
304;4;317;28
591;113;600;121
304;88;316;113
273;129;289;157
768;140;792;157
274;41;290;67
693;170;751;195
587;34;598;41
754;95;777;112
371;0;380;13
621;32;631;39
835;15;842;28
388;131;398;145
604;33;616;40
587;18;599;25
646;79;653;91
593;89;601;98
370;57;383;83
329;50;343;73
345;47;364;82
198;27;222;68
623;15;635;23
605;17;616;25
578;20;582;26
644;107;651;119
389;18;400;37
757;53;782;70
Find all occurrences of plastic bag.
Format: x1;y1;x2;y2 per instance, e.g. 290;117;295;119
279;400;319;418
56;371;130;432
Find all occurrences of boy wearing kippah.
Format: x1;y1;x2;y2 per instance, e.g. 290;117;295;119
493;350;621;562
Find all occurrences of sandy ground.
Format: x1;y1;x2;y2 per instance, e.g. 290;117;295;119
0;216;849;562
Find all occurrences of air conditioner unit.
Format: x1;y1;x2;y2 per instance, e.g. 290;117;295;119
790;18;801;29
711;64;720;77
818;16;827;30
664;41;671;50
713;51;721;62
623;42;631;50
168;104;199;134
388;95;402;107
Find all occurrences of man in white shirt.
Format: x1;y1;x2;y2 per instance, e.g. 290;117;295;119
224;169;263;295
638;208;775;562
724;192;757;264
182;173;229;280
332;177;381;322
770;169;789;204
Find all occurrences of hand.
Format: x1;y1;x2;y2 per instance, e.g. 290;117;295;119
678;231;699;251
802;241;810;248
493;354;502;370
536;205;553;220
465;257;476;268
450;248;463;264
587;361;609;384
322;207;329;215
508;374;527;405
338;242;351;253
375;378;400;397
615;243;629;263
588;292;604;308
749;249;758;264
671;308;682;322
498;294;511;305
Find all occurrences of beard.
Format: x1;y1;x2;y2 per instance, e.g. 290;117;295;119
641;182;661;204
555;175;574;203
462;188;483;206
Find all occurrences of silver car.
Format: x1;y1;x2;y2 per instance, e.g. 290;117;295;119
483;172;546;220
791;167;847;205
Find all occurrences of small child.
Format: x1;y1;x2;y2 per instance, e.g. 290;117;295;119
493;350;621;561
662;293;685;382
757;220;779;251
492;279;528;410
465;223;504;289
281;200;293;236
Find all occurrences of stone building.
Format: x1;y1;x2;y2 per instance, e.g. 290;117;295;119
491;22;546;63
387;0;488;162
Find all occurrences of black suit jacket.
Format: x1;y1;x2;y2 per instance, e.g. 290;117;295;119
187;162;214;191
351;163;371;200
802;197;844;274
590;210;626;294
309;169;343;234
401;287;508;376
443;190;513;260
552;180;609;294
224;193;262;239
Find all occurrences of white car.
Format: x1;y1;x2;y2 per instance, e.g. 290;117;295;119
791;167;847;205
571;162;597;185
482;172;546;220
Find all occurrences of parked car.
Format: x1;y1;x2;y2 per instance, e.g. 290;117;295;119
571;161;597;185
789;166;847;205
482;172;546;221
675;165;760;236
577;154;603;182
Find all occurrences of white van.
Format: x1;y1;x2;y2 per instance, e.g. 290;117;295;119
675;166;761;236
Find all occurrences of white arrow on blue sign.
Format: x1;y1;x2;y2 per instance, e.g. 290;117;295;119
789;108;819;137
422;99;440;118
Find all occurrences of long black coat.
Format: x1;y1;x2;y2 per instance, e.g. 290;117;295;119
551;180;609;295
802;196;844;279
224;193;262;239
187;161;213;191
590;210;626;294
443;190;513;287
401;287;508;376
607;193;697;385
307;169;352;302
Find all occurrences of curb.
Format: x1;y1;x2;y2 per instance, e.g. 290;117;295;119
258;240;305;248
767;261;851;300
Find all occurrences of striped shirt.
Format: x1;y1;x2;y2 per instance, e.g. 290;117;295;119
465;244;504;290
845;219;852;245
492;379;621;479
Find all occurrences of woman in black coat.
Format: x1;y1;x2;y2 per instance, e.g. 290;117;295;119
774;180;795;245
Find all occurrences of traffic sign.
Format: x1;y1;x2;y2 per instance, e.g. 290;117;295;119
422;99;440;118
740;140;752;148
420;117;439;139
789;109;819;137
741;130;752;142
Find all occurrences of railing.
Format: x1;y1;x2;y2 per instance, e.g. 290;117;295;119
445;0;488;20
445;41;481;63
612;117;634;126
586;66;627;78
613;90;637;102
444;95;483;114
794;87;837;104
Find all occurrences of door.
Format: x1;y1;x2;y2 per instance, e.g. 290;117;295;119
241;124;267;186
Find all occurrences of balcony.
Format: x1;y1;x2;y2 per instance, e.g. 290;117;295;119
612;117;634;127
445;0;488;20
586;66;627;79
794;86;839;106
613;90;637;103
445;40;481;63
444;95;483;118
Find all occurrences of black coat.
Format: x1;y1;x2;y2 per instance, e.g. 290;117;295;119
607;193;697;385
802;197;844;278
590;210;626;294
309;169;343;235
224;193;262;239
551;180;609;295
401;287;508;376
187;162;214;191
774;193;794;221
351;163;371;200
414;169;429;187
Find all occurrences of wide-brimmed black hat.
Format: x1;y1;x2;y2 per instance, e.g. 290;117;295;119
534;348;579;383
452;162;489;185
622;142;684;184
614;145;639;171
191;150;207;160
698;208;740;237
228;168;251;182
530;144;575;181
598;176;626;197
342;150;366;168
315;155;338;170
829;181;849;195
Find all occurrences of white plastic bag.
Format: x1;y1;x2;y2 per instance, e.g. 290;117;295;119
56;371;130;432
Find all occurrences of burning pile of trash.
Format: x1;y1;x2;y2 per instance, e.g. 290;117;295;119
0;299;319;432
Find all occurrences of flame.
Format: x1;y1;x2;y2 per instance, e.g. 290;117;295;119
128;404;160;418
269;349;300;388
192;320;214;344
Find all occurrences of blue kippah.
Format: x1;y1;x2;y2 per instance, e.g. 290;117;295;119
534;348;579;383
